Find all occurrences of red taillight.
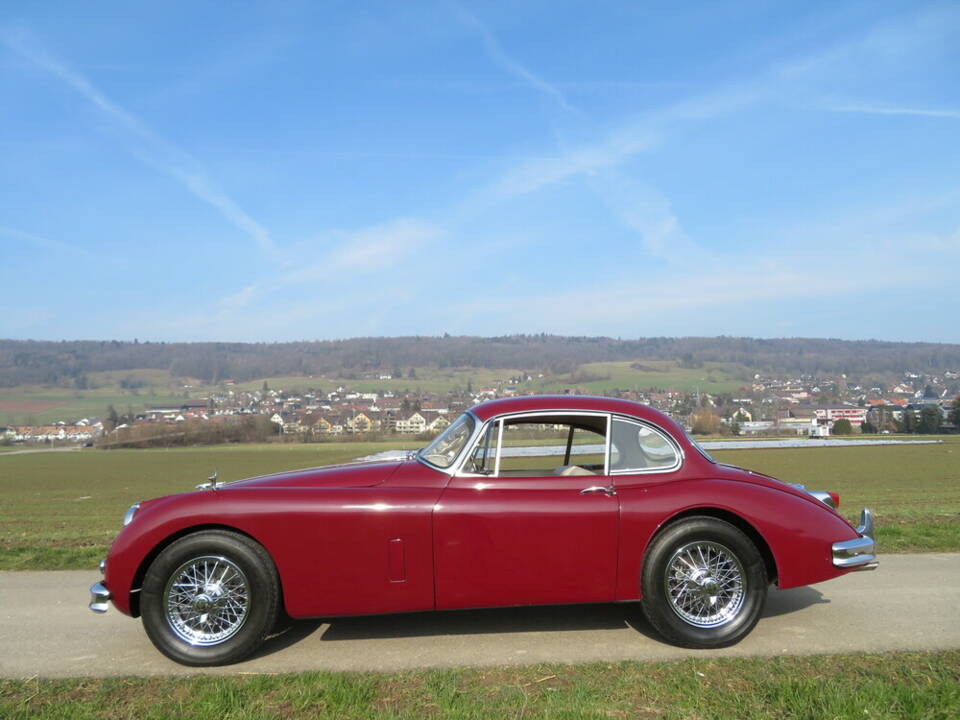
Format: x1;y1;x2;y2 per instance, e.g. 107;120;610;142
829;492;840;509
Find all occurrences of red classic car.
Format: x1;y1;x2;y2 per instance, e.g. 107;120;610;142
90;395;877;666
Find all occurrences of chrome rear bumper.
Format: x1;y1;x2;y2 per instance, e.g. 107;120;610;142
832;508;879;571
89;582;111;613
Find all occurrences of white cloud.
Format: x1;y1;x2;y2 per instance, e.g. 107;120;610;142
492;127;660;197
486;2;959;204
218;218;441;311
323;219;439;274
588;173;705;263
1;27;277;256
0;225;95;258
827;104;960;120
451;253;879;335
456;5;578;115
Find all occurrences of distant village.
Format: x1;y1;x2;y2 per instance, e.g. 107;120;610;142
3;368;959;447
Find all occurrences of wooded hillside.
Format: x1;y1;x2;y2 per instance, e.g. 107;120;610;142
2;336;959;387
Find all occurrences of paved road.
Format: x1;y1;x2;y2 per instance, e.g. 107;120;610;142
0;446;83;457
1;553;957;679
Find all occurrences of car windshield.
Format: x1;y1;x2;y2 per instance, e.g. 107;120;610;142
418;412;476;469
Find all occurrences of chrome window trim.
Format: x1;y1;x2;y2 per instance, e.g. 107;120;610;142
608;415;684;476
453;410;612;479
604;413;612;476
493;418;504;476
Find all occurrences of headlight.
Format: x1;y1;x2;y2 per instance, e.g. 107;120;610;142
123;503;141;527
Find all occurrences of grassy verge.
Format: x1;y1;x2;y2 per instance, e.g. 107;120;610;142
1;651;957;719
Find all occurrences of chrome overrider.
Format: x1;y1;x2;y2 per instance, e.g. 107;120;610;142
832;508;879;571
89;581;111;613
89;556;111;612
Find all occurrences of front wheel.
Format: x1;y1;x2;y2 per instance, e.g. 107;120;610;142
641;517;767;648
140;530;279;666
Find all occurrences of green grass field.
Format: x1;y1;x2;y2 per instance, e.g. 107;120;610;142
0;441;416;570
235;367;526;395
1;651;957;719
0;369;189;426
0;438;957;571
532;360;752;394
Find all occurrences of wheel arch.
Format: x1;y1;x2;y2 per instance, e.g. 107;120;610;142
650;507;778;586
127;523;282;617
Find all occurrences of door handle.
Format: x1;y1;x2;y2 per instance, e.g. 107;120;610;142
580;485;617;496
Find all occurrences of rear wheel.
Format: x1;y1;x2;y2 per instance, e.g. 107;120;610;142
641;517;767;648
141;530;279;666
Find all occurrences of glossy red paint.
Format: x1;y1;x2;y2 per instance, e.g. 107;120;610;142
101;395;866;626
435;473;618;609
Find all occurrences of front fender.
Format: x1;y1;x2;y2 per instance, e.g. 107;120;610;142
104;484;443;619
103;492;233;616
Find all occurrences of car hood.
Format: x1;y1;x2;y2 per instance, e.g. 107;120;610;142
225;460;404;490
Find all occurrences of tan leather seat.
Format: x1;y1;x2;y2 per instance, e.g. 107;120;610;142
554;465;596;476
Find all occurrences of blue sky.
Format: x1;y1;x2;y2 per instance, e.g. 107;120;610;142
1;1;958;343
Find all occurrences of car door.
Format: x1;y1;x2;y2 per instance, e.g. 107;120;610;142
433;413;619;610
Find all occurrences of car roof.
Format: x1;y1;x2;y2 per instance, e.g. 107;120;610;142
468;395;684;434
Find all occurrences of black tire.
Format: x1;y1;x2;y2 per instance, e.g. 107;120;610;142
140;530;279;666
640;516;767;648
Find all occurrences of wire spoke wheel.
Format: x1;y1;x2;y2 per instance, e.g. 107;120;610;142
163;555;250;646
664;540;745;628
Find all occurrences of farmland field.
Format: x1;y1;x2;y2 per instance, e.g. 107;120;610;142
0;371;190;426
233;367;525;395
532;360;752;394
1;438;957;571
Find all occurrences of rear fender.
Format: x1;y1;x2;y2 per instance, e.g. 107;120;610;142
615;478;860;600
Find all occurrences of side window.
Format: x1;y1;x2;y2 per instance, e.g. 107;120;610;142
495;417;607;477
609;417;680;473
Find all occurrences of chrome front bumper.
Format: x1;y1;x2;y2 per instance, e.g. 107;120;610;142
832;508;879;571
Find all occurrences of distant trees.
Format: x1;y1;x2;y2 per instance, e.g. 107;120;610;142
896;406;949;434
899;411;917;434
918;406;943;434
832;418;853;435
4;336;960;389
690;410;721;435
